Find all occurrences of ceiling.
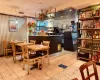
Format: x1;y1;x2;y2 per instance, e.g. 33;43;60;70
0;0;100;17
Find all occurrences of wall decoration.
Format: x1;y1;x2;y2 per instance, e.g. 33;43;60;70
9;20;18;32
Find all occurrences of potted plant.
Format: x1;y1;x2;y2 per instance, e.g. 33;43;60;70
28;21;36;35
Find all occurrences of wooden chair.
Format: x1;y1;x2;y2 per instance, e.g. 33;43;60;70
2;40;13;57
72;61;99;80
41;41;50;65
22;45;42;74
79;61;99;80
11;42;23;63
30;40;36;45
72;78;78;80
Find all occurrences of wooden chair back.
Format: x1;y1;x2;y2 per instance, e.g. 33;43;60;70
2;40;7;49
21;45;29;60
42;41;50;47
72;78;78;80
79;61;99;80
30;40;36;45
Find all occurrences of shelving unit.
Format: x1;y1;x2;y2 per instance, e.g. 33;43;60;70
77;4;100;64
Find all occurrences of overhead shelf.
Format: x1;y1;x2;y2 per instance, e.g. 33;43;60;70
93;39;100;41
78;28;100;30
79;17;93;21
79;16;100;21
78;57;90;61
78;47;92;51
78;38;92;40
93;50;100;52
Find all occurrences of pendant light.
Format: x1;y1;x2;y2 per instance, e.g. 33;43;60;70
55;8;56;17
15;7;18;24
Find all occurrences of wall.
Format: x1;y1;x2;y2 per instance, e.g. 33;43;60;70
0;14;27;55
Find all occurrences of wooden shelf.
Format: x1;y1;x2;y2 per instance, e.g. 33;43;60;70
78;57;90;61
95;61;100;64
78;38;92;40
78;47;92;51
93;28;100;30
78;28;92;30
93;50;100;52
93;39;100;41
78;5;100;65
94;16;100;19
79;16;100;21
78;28;100;30
79;17;93;21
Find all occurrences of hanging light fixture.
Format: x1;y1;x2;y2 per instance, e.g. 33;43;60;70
15;7;18;24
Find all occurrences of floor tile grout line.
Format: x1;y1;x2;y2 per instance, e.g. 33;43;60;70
0;52;81;80
48;59;79;80
50;53;72;60
0;73;4;80
2;58;21;80
43;53;78;80
15;57;38;80
0;58;10;80
16;61;38;80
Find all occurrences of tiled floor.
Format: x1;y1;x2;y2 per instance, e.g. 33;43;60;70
0;50;100;80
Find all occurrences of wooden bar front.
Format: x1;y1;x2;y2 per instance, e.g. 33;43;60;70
29;35;62;54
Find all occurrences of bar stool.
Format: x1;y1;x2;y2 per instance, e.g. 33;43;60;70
2;40;13;57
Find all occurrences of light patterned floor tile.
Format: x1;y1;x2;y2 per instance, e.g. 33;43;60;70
2;74;19;80
20;75;36;80
0;50;100;80
15;70;27;78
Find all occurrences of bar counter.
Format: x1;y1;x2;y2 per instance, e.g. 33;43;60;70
29;35;62;54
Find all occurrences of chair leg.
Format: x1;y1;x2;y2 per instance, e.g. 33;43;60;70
13;54;16;63
38;61;40;69
21;54;23;60
23;62;25;70
47;50;50;65
6;50;7;58
27;64;30;75
41;58;43;68
38;59;42;70
47;55;50;65
42;56;44;64
13;57;16;63
4;50;5;57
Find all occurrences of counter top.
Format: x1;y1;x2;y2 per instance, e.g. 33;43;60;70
29;35;63;36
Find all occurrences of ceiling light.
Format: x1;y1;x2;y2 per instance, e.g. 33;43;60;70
15;20;18;24
80;12;83;14
61;16;63;18
39;3;42;6
69;9;72;11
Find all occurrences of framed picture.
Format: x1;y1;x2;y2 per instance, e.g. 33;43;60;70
9;20;18;32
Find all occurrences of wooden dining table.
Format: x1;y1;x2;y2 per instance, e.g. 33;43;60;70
9;41;24;44
27;44;49;51
15;42;49;51
15;42;33;46
15;42;49;70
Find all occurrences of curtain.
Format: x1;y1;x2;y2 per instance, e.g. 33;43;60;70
0;15;27;55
